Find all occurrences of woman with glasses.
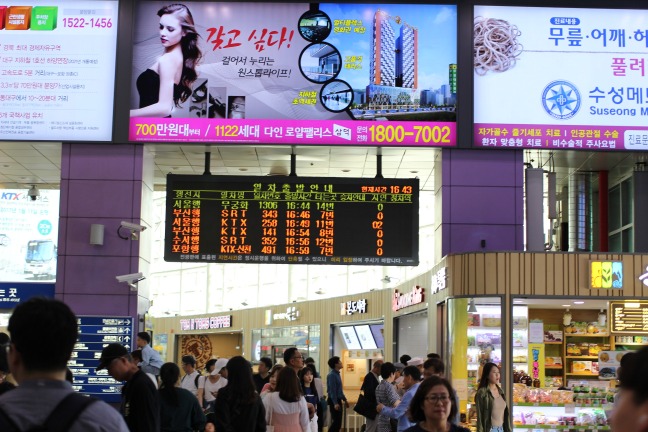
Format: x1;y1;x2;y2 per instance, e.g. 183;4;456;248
405;376;469;432
474;363;511;432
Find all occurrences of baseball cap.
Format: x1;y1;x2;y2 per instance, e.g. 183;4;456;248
394;362;405;371
211;358;229;375
408;357;424;367
96;343;128;371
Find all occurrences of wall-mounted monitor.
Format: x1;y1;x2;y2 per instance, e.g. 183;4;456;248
0;1;119;141
369;324;385;349
354;324;377;350
339;326;361;350
473;6;648;152
164;174;419;266
128;2;457;147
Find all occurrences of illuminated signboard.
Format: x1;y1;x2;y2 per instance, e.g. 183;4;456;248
590;261;623;289
473;6;648;151
340;299;368;315
0;1;118;141
180;316;232;331
129;2;457;146
164;175;419;265
392;285;424;311
611;302;648;334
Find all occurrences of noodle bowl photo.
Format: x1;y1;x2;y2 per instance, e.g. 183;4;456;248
474;16;523;75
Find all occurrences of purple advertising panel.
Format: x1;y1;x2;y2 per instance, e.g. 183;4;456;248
0;1;119;141
129;2;457;146
473;6;648;151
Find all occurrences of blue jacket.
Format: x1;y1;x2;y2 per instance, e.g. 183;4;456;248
380;382;420;432
326;369;346;405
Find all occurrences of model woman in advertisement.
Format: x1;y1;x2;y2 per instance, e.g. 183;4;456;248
130;4;202;117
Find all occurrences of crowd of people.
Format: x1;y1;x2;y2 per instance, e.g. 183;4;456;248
0;298;646;431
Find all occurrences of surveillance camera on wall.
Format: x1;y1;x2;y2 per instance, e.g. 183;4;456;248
118;221;147;240
115;272;145;284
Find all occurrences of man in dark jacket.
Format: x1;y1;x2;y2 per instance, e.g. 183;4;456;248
361;359;383;432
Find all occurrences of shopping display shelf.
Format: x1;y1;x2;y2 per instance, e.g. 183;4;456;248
544;342;563;345
515;402;610;408
565;372;598;376
545;365;563;369
565;356;599;359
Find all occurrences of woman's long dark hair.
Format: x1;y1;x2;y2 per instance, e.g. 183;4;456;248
218;356;258;405
157;3;203;106
477;362;499;389
159;362;181;406
299;366;319;400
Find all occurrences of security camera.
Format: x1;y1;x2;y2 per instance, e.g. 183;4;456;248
27;185;40;201
120;221;146;232
115;272;145;284
118;221;147;240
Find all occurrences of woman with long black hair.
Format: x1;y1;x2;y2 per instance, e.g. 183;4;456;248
158;362;206;432
214;356;266;432
474;363;511;432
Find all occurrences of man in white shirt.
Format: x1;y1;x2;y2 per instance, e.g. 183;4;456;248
179;355;200;398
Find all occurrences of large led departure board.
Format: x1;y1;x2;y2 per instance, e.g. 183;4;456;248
165;175;418;265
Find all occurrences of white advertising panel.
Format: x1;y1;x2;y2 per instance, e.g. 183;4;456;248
0;1;119;141
474;6;648;151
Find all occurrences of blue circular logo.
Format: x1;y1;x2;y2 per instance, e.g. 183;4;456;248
37;220;52;235
542;80;581;120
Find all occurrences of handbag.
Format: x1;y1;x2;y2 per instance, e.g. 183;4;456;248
353;393;377;420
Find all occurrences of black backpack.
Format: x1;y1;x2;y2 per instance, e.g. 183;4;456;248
0;392;98;432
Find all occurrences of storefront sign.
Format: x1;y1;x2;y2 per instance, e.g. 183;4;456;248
431;267;447;294
0;283;54;308
392;285;424;312
590;261;623;289
639;265;648;287
611;301;648;334
341;299;367;315
179;315;232;331
273;306;300;321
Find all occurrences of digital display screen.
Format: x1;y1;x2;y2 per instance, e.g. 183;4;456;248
370;324;385;348
164;175;419;265
611;302;648;334
129;2;457;147
473;6;648;152
0;1;118;141
340;326;361;350
354;324;377;350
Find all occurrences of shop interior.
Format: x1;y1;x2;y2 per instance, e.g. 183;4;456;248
462;297;645;431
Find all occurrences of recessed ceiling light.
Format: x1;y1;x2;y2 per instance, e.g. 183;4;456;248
239;168;248;172
410;170;418;174
562;304;571;307
513;299;524;303
573;301;585;304
341;169;350;172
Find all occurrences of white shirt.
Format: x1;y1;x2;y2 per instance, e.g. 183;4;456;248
180;370;200;397
199;375;228;402
263;392;310;432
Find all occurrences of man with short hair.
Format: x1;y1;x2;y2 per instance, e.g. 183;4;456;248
179;355;200;397
423;358;459;423
361;359;383;432
253;356;272;393
135;331;163;376
98;343;160;432
326;356;348;432
0;298;128;431
377;365;421;432
283;347;305;373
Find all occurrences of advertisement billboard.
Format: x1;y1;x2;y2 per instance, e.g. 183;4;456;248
473;6;648;151
0;189;59;282
129;2;457;146
0;1;119;141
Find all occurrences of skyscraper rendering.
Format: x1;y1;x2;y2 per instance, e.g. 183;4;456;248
367;10;418;105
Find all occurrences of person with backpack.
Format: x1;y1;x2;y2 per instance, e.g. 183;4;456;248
159;362;206;432
0;298;128;432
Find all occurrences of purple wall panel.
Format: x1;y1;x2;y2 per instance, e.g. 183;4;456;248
63;217;140;259
65;180;135;219
56;293;134;317
448;224;519;253
449;186;518;225
66;144;140;181
441;149;524;255
58;256;133;295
